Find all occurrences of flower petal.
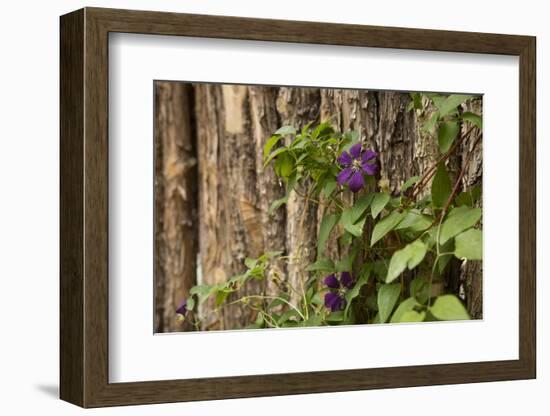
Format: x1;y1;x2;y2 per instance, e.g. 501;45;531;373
324;292;340;311
349;143;362;159
362;149;377;163
324;274;340;289
337;151;352;166
340;272;354;289
337;167;353;186
176;300;187;315
361;161;378;176
348;170;365;193
324;292;346;312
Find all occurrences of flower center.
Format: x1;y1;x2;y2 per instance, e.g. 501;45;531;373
352;158;362;170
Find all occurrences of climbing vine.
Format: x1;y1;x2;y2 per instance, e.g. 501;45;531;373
177;93;482;329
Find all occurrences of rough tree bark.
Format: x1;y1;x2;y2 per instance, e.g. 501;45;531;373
156;83;483;330
154;82;198;332
276;88;321;304
460;99;483;318
195;84;290;329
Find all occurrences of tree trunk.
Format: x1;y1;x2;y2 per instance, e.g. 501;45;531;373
154;82;198;332
276;88;321;304
460;99;483;318
157;84;483;330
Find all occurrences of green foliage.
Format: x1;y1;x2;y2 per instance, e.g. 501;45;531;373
317;214;340;258
371;192;391;219
386;240;427;283
438;121;459;153
341;194;372;236
378;283;402;323
430;295;470;321
371;211;407;246
431;163;452;208
439;206;482;244
437;94;473;117
454;228;482;260
390;297;425;323
185;96;482;330
461;112;483;129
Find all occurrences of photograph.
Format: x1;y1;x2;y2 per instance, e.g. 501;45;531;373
153;81;483;333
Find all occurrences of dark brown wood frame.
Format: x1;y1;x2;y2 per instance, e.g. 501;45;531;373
60;7;536;408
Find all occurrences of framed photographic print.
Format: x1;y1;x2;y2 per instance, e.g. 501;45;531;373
60;7;536;408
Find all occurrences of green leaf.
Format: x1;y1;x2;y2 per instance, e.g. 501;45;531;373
426;93;446;108
336;253;354;273
371;192;391;219
430;294;470;321
399;310;426;322
344;268;371;318
390;297;422;323
264;146;288;167
317;214;340;258
394;210;432;233
186;297;195;311
371;211;407;246
386;240;427;283
437;238;454;274
439;206;482;244
401;176;420;193
263;135;282;158
268;195;288;215
302;314;324;327
386;249;408;284
263;250;282;259
268;296;288;310
244;257;257;269
312;121;334;139
461;112;483;130
431;163;452;208
454;228;482;260
253;313;264;328
346;130;360;143
437;94;473;117
407;93;422;111
455;185;481;207
305;257;335;272
278;309;300;325
438;121;459;153
350;194;374;223
275;152;294;178
378;283;401;323
215;290;230;307
189;284;216;305
410;277;429;304
326;311;345;322
340;194;373;236
422;111;440;132
275;125;296;136
343;217;366;237
322;179;337;198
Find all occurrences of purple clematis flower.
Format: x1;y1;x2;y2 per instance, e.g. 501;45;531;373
337;143;378;193
323;274;340;289
324;292;346;312
340;271;354;289
176;300;187;316
323;272;355;312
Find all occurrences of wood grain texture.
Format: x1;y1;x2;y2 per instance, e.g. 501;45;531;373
154;82;198;333
60;8;84;406
59;7;536;408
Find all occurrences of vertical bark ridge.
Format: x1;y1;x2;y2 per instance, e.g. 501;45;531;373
276;87;321;303
154;82;198;332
